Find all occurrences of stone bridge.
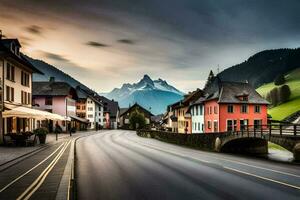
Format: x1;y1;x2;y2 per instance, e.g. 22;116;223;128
137;125;300;161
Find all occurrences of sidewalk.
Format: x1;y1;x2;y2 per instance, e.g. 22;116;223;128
0;133;72;166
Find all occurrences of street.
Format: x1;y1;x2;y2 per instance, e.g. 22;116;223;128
77;130;300;200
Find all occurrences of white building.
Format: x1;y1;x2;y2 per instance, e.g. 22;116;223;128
189;100;205;134
86;97;103;129
76;87;104;130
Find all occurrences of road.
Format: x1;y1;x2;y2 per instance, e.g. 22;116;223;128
76;130;300;200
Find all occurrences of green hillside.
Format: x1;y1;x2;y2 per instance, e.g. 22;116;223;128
257;68;300;120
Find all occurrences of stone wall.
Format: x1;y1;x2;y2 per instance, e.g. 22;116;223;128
136;129;223;151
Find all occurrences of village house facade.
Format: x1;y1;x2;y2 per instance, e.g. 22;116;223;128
170;89;204;134
32;80;85;132
204;80;269;133
119;103;153;129
76;86;104;130
0;36;42;143
188;98;205;133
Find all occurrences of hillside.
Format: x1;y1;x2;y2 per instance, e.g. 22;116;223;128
219;48;300;88
105;75;184;115
25;55;91;91
257;68;300;120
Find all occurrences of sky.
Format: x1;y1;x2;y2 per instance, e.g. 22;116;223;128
0;0;300;93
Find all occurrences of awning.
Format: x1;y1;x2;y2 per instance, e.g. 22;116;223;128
3;105;70;121
69;115;89;123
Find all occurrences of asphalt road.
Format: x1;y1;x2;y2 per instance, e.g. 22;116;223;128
76;130;300;200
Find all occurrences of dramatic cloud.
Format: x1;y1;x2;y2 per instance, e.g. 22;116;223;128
25;25;43;35
42;52;69;62
86;41;109;48
117;39;135;45
0;0;299;92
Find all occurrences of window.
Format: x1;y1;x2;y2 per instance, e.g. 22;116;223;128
6;86;14;101
28;93;31;105
6;63;15;81
242;96;248;101
200;105;203;115
198;123;200;131
213;121;218;132
76;105;80;109
254;119;262;129
207;121;211;129
214;106;218;114
88;107;93;111
209;106;212;114
21;71;30;86
88;114;93;118
82;106;86;110
254;105;261;113
227;120;233;131
227;105;234;113
45;97;52;105
240;119;248;131
241;104;248;113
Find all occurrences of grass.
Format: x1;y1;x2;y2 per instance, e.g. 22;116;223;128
268;142;288;151
256;68;300;120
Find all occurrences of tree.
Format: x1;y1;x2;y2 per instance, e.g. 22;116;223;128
274;74;285;85
129;109;146;130
204;70;215;90
279;84;291;103
269;87;280;106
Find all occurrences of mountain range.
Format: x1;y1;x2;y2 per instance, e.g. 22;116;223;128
104;75;184;115
26;47;300;116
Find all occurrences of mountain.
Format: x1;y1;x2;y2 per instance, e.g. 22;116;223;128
25;55;91;91
219;48;300;88
104;75;184;115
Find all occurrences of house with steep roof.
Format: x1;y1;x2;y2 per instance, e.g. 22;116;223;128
32;79;88;132
119;103;153;129
203;78;269;133
76;86;103;130
96;96;119;129
172;89;204;134
0;34;43;143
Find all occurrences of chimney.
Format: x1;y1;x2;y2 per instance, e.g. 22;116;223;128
49;77;55;82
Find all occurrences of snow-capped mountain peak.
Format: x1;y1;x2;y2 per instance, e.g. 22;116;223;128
104;75;184;114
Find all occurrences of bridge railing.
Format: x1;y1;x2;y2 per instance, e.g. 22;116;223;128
230;123;300;137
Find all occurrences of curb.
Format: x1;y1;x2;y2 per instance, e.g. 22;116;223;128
55;131;101;200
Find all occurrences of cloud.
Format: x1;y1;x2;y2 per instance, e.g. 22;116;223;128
86;41;109;48
25;25;43;35
41;51;69;62
117;39;135;45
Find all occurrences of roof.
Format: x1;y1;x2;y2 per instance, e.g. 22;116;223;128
120;103;154;117
0;38;43;74
32;81;76;96
96;96;119;118
76;86;103;106
218;81;269;104
173;89;205;109
119;108;128;116
203;76;269;104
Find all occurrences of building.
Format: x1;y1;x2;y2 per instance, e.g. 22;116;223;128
96;96;119;129
187;97;205;133
32;80;88;132
76;86;103;130
0;35;43;143
172;89;204;134
119;103;153;129
203;79;269;133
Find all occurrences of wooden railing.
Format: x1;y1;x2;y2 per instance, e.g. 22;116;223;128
231;123;300;137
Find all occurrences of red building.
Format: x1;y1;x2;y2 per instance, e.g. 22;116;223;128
204;80;269;133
